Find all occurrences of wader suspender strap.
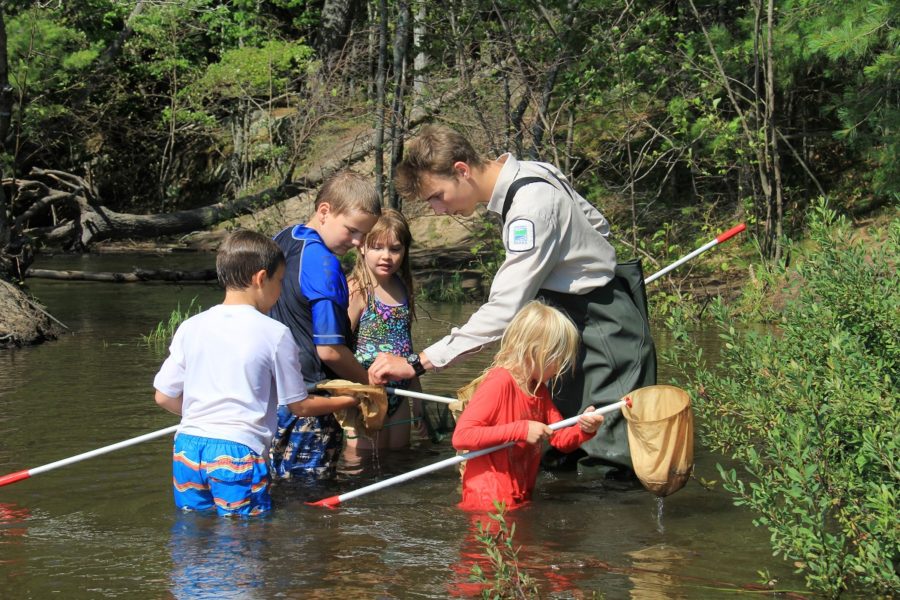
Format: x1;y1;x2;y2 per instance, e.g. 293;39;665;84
501;177;549;224
500;167;576;225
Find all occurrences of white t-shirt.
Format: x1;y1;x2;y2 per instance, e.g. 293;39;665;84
153;304;308;455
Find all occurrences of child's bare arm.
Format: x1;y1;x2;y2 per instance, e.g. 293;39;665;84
347;278;366;332
288;394;359;418
155;390;183;416
317;344;369;384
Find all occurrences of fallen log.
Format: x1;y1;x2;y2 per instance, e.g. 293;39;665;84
26;268;217;283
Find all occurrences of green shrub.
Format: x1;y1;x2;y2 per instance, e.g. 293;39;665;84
665;202;899;598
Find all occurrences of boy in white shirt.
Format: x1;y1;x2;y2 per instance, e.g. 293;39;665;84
153;230;359;516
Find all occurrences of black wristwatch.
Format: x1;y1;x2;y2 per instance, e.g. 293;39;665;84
406;353;427;377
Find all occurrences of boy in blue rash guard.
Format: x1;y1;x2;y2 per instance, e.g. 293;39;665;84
268;171;381;480
153;230;360;516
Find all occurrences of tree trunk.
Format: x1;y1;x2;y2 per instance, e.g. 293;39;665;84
8;168;302;249
411;1;428;120
317;0;359;71
373;0;388;202
0;8;32;283
0;8;9;251
26;267;216;283
387;0;411;209
689;0;778;259
530;0;581;156
766;0;784;262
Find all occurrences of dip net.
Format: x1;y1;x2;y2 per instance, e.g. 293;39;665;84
622;385;694;497
318;380;388;438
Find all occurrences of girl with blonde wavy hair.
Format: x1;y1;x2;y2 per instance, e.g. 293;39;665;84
451;300;605;511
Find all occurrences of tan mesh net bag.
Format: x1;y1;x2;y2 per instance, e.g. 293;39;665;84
451;372;487;423
621;385;694;497
317;380;389;439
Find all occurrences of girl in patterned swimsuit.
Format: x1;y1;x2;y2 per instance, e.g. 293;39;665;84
347;209;424;449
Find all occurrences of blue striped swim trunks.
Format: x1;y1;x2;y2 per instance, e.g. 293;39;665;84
172;434;271;517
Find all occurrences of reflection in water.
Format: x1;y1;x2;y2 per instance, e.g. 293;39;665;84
0;502;30;592
655;497;665;534
168;512;268;599
626;544;690;600
0;502;30;553
0;502;30;529
451;508;584;599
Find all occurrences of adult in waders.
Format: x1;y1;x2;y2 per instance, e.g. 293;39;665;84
368;125;656;475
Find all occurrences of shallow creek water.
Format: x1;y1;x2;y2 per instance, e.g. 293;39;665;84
0;253;807;599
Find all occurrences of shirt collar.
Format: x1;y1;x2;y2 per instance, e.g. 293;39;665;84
487;153;520;216
291;223;323;244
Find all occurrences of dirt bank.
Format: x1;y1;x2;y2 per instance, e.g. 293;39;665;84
0;280;64;348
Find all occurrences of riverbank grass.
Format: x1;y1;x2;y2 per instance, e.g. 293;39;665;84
142;297;203;349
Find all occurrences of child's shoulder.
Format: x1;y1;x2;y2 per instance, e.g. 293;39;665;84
466;368;526;410
478;367;518;391
297;241;345;290
302;236;339;260
279;224;339;258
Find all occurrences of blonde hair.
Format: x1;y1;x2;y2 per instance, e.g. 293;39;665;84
394;125;486;201
316;170;381;217
492;301;580;397
348;208;416;321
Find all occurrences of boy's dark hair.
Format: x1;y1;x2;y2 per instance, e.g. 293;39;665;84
315;170;381;217
216;229;285;290
394;125;486;201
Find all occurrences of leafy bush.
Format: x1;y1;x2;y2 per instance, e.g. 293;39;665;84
665;202;899;597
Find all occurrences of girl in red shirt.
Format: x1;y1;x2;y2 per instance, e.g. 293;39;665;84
451;301;605;511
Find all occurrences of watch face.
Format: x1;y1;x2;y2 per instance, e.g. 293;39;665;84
407;354;419;365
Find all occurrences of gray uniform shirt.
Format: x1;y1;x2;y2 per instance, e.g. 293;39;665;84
424;154;617;368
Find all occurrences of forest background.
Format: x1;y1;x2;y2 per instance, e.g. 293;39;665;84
0;0;895;286
0;2;896;597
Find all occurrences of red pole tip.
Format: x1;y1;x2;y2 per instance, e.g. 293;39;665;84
0;470;31;488
305;495;341;509
625;397;633;408
716;223;746;243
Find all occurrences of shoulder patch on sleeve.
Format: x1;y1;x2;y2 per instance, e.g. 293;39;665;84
506;218;535;252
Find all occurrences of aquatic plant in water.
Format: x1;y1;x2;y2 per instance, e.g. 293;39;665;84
469;502;541;599
142;297;203;349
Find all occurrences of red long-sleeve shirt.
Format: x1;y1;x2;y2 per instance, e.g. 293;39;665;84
451;367;595;511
